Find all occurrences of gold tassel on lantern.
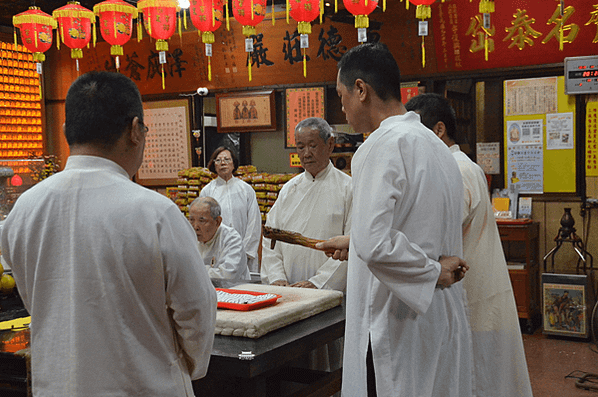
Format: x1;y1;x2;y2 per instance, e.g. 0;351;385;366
162;64;165;90
320;0;323;24
416;5;431;20
137;18;143;41
479;0;494;13
92;21;97;47
248;58;252;82
13;28;17;47
286;0;289;23
208;56;212;81
303;48;307;78
355;15;369;29
272;0;275;25
226;2;230;30
421;36;425;68
156;39;168;51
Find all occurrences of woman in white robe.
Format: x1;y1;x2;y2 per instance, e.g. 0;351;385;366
200;146;262;272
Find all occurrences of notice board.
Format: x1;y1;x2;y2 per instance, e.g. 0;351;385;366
504;76;576;193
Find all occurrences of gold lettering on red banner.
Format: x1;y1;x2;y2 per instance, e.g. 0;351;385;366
542;5;579;45
585;5;598;43
466;14;495;54
504;9;542;50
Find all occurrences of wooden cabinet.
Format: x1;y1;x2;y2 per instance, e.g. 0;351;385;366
497;221;540;333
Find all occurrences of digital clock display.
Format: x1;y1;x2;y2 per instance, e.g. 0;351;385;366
569;70;598;79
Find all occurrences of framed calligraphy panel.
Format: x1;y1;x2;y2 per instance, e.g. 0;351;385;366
285;87;325;148
216;90;276;133
137;98;192;186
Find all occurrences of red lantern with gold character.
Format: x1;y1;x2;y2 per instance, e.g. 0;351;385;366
342;0;379;43
137;0;180;89
93;0;137;64
190;0;223;81
53;1;96;65
13;7;56;63
289;0;320;77
232;0;267;81
13;7;56;99
137;0;179;52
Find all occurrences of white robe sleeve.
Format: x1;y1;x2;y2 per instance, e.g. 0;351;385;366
260;200;289;284
351;145;440;315
243;187;262;261
161;207;217;380
207;228;249;280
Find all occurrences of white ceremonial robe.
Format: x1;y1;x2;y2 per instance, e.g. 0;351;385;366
2;156;217;397
260;161;352;291
451;145;533;397
199;223;251;282
200;176;262;272
343;113;473;397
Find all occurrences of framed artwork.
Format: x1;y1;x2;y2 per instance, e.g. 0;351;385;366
542;273;593;338
136;98;192;186
216;90;276;133
285;87;325;148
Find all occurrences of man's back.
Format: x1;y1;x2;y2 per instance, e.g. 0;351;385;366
2;156;216;396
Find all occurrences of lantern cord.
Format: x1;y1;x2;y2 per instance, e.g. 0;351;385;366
272;0;275;26
320;0;323;24
179;15;183;47
208;56;212;81
383;0;386;12
421;36;425;68
137;18;143;41
93;22;97;47
559;21;564;51
303;48;306;78
484;32;488;61
226;2;230;31
286;0;289;24
162;64;165;90
184;9;188;30
13;28;17;47
248;57;252;82
57;25;62;50
405;0;408;10
335;0;337;13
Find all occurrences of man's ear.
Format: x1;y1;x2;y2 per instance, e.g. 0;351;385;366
432;121;447;140
216;216;222;228
130;116;144;146
354;79;368;103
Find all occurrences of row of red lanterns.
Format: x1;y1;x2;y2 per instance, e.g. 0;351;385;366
12;0;496;88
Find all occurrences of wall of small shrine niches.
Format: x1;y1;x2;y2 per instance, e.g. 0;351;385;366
0;41;43;175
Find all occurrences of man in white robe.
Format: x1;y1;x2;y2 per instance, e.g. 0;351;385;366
406;93;533;396
1;72;217;396
334;43;472;397
260;117;352;292
190;196;251;282
260;117;351;375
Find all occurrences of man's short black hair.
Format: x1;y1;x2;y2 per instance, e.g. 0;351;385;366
405;93;458;143
65;71;143;149
337;42;402;102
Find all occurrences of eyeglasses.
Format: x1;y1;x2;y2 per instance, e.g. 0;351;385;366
214;158;232;164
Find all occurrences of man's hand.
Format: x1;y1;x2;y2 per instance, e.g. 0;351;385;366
290;280;317;288
315;235;350;261
437;256;468;289
271;279;290;287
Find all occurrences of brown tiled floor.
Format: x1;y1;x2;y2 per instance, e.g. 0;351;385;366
523;329;598;396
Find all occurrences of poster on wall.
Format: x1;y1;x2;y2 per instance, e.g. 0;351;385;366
546;113;574;150
506;119;543;146
137;99;191;186
285;87;325;148
507;144;543;194
476;142;500;175
216;91;276;133
504;77;557;117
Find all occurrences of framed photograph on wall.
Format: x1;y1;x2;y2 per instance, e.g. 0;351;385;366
285;87;325;148
216;90;276;133
136;98;192;186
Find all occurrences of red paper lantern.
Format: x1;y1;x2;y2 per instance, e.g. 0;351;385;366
93;0;137;57
232;0;268;81
137;0;179;52
343;0;378;30
189;0;224;81
407;0;435;20
12;7;57;63
289;0;320;77
53;2;96;60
